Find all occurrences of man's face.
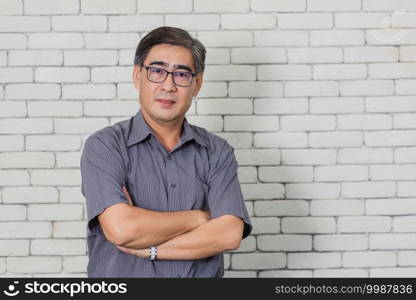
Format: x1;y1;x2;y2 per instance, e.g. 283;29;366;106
132;43;203;124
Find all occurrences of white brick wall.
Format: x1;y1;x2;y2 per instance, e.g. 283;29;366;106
1;0;416;279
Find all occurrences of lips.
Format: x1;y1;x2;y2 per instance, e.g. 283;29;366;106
156;98;176;104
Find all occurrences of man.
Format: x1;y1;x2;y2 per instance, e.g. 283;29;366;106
80;26;252;277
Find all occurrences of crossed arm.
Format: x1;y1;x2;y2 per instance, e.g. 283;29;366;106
98;187;244;260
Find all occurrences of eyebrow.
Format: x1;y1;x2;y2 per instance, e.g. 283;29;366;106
148;61;194;73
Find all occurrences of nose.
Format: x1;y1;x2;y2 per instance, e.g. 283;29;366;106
160;72;177;92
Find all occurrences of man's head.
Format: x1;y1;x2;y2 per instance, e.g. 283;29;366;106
132;27;206;125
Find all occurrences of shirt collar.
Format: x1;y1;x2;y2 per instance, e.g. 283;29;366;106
127;109;209;149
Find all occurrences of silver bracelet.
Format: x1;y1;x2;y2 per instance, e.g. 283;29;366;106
149;246;157;260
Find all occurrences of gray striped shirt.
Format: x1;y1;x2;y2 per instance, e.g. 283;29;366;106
81;109;252;277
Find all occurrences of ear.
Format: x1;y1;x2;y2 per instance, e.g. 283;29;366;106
192;73;203;97
132;65;142;90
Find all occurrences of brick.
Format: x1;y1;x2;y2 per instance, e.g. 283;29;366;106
224;271;257;278
288;253;341;269
370;234;416;250
63;256;88;273
0;33;26;49
282;217;336;233
363;0;416;11
255;200;309;216
26;135;81;151
62;84;116;100
35;67;89;83
279;13;332;29
338;114;392;130
198;31;252;47
29;33;83;49
84;101;138;116
286;183;340;199
0;16;50;32
396;147;416;163
314;269;368;277
0;152;54;169
197;98;252;115
308;0;361;11
393;216;416;232
365;130;416;146
64;50;117;66
5;83;60;100
54;118;109;134
30;169;82;186
0;118;52;134
311;199;364;216
0;222;51;238
309;132;363;148
204;65;256;81
336;13;390;29
221;14;276;30
315;234;367;251
52;16;106;32
197;82;227;98
59;187;86;203
241;184;285;200
225;116;278;132
2;187;58;204
0;67;33;83
251;0;305;12
25;0;79;15
0;240;29;256
237;166;257;183
369;63;416;79
138;0;191;13
371;164;416;180
229;82;283;97
254;30;308;46
215;133;252;149
28;101;82;117
31;239;86;255
397;79;416;95
259;270;313;278
339;216;391;233
91;66;132;83
9;50;62;66
56;152;81;168
7;257;61;273
205;48;230;65
0;136;24;151
29;204;83;221
166;14;220;31
0;205;26;220
258;235;312;251
254;132;307;148
310;97;364;114
400;46;416;62
339;148;393;164
344;46;398;62
398;251;416;266
342;181;396;198
285;81;338;97
258;65;311;80
232;253;286;270
315;165;368;182
288;47;342;63
281;115;335;131
313;64;367;80
232;236;256;252
0;101;26;117
109;15;163;32
254;98;308;115
367;29;416;45
344;251;396;267
282;149;337;165
0;51;5;66
370;268;416;278
367;198;416;216
231;47;286;64
235;149;280;166
392;12;416;27
119;49;136;65
259;166;313;182
182;115;222;132
85;33;139;49
81;0;135;14
194;0;249;12
250;217;279;234
0;0;23;15
341;80;394;96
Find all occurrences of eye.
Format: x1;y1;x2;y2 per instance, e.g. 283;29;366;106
150;67;164;74
175;72;192;78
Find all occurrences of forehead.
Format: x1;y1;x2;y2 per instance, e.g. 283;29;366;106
144;44;194;70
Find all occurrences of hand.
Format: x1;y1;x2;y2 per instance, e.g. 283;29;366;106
122;186;134;206
116;245;149;258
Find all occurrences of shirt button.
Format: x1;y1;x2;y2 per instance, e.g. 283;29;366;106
171;183;176;188
167;156;172;160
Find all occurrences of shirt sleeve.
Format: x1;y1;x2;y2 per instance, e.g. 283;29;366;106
80;134;129;231
206;140;252;239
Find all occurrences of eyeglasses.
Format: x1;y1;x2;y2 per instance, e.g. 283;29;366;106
143;65;196;87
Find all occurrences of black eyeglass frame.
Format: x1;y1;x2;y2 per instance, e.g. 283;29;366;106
142;65;196;87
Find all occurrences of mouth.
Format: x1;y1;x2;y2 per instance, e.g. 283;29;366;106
156;98;176;108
